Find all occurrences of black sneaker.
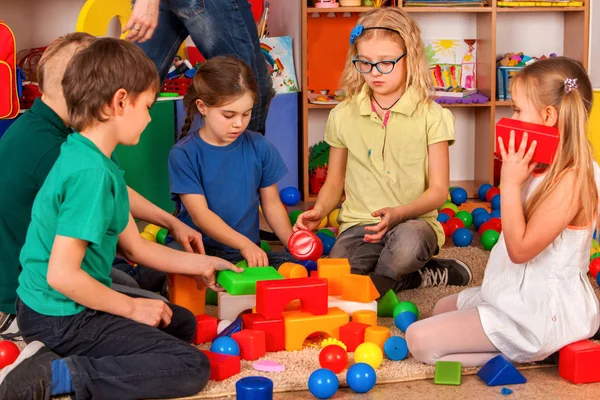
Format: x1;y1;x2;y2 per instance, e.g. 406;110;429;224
0;312;22;341
417;258;473;288
0;341;58;400
0;312;15;333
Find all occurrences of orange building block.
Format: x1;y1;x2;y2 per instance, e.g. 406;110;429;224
353;310;377;327
278;262;308;279
341;274;380;303
317;258;351;295
282;307;350;351
365;326;390;350
168;273;205;316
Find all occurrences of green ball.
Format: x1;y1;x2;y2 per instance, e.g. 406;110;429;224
155;228;169;245
236;260;248;269
260;240;272;253
393;301;419;319
455;210;473;229
440;202;459;213
317;229;335;238
592;239;599;250
590;252;600;261
481;230;500;250
289;210;302;226
449;186;457;192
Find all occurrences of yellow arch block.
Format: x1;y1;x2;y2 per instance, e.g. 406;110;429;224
589;91;600;164
76;0;132;38
283;307;349;351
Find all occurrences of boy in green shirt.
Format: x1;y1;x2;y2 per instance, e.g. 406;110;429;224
0;38;241;400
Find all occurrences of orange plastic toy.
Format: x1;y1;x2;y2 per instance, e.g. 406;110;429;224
278;262;309;279
365;326;391;351
317;258;350;295
352;310;377;327
341;274;380;303
168;274;205;316
282;307;349;351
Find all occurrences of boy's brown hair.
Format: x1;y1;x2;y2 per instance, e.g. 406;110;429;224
62;37;160;132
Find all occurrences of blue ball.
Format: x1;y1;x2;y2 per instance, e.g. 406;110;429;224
394;311;417;333
490;209;501;219
473;212;491;230
346;363;377;393
491;194;501;210
308;368;339;399
452;227;473;247
478;183;493;201
279;186;301;207
316;233;336;256
594;229;597;240
597;272;600;288
236;377;273;400
383;336;408;361
298;259;318;272
437;213;450;223
210;336;240;356
471;207;488;217
450;187;468;206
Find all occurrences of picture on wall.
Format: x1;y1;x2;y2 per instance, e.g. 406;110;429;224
260;36;298;94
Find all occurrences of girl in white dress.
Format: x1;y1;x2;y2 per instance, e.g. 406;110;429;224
406;57;600;367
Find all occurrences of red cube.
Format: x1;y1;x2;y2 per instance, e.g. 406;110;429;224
559;340;600;384
495;118;560;165
231;329;266;360
241;313;285;352
339;321;369;352
200;350;240;381
194;315;217;344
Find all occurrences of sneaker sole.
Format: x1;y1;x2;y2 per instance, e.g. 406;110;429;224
432;257;473;285
0;341;44;385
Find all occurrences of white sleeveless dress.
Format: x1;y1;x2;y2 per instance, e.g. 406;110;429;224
457;166;600;363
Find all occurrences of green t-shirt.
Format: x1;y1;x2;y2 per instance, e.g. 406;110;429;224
18;133;130;316
0;99;70;314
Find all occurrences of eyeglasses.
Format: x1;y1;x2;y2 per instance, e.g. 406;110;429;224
352;52;407;74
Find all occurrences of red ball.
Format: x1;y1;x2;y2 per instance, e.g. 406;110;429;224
319;345;348;374
0;340;20;369
440;222;450;237
486;187;501;202
439;208;456;218
478;218;502;236
288;230;323;262
446;217;465;237
590;258;600;279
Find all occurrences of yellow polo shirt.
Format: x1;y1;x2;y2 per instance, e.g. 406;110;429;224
324;84;455;248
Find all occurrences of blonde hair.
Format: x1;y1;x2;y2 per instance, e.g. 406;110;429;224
511;57;596;223
340;7;432;102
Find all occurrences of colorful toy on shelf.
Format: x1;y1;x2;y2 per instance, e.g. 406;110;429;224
319;344;348;373
477;355;527;386
279;186;301;206
201;350;241;381
194;315;218;344
236;376;273;400
496;118;560;165
0;340;20;369
313;0;340;8
346;363;377;393
308;368;339;399
558;339;600;384
308;141;330;195
434;361;462;385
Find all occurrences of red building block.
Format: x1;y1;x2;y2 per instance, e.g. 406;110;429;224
194;315;217;344
242;313;285;352
200;350;240;381
255;277;328;320
559;340;600;384
231;329;266;360
495;118;560;165
339;321;370;352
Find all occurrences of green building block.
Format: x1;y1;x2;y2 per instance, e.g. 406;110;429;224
377;289;400;317
217;267;284;295
434;361;462;385
393;301;419;319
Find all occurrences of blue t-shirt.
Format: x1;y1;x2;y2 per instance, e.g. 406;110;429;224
168;130;287;253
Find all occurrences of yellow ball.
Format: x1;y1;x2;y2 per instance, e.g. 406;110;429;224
328;208;340;228
140;232;156;242
354;342;383;369
143;224;161;237
317;216;328;230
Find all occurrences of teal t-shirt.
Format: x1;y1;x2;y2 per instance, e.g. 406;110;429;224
18;133;130;316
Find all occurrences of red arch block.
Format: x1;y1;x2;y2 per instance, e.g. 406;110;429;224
255;277;328;320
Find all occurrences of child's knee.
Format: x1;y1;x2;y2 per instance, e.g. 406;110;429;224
405;322;439;365
179;347;211;394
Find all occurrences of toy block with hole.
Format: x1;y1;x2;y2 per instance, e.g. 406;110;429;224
217;266;283;295
252;300;302;314
255;277;328;319
242;313;285;352
352;310;377;326
168;273;206;316
200;350;241;381
559;339;600;384
218;292;256;321
282;307;349;351
434;361;462;385
477;355;526;386
365;326;391;351
231;329;266;361
328;295;377;315
339;321;369;352
317;258;350;295
194;315;217;344
341;274;380;303
278;262;308;278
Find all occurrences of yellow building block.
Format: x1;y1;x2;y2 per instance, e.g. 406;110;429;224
76;0;132;38
168;273;205;316
365;326;390;350
341;274;380;303
353;310;377;326
283;307;349;351
278;262;308;279
317;258;351;295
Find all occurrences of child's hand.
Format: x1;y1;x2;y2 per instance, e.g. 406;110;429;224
240;243;269;267
129;298;173;328
498;131;537;186
364;207;403;243
294;209;324;232
193;256;244;291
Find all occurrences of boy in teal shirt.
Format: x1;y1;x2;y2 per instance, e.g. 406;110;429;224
0;38;241;400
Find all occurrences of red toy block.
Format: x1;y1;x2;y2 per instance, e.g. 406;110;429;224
231;329;266;361
559;339;600;384
310;270;319;278
200;350;240;381
242;313;285;352
495;118;560;165
194;315;217;344
255;277;328;320
339;321;370;352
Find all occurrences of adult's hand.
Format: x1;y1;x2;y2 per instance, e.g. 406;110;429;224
123;0;160;43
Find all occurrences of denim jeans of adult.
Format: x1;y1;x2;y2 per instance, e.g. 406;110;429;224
15;293;208;399
137;0;275;134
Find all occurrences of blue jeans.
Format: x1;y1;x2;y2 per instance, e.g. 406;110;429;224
137;0;274;134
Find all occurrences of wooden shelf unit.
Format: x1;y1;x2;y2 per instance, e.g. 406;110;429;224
300;0;590;202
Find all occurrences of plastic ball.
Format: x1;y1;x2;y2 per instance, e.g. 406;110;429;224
317;229;335;238
140;232;156;242
319;345;348;373
437;213;450;223
591;252;600;262
440;222;449;237
316;232;335;256
481;229;500;250
260;240;272;253
298;259;318;272
589;258;600;279
454;210;473;229
308;368;339;399
289;210;302;226
439;208;456;218
485;187;501;203
593;239;599;250
317;216;328;230
0;340;20;369
473;212;491;230
446;217;465;237
441;202;459;213
491;194;501;210
210;336;240;356
478;183;493;201
353;342;383;369
490;209;501;219
143;223;161;237
478;217;502;236
328;208;340;228
288;230;323;262
155;228;169;245
383;336;408;361
394;311;417;333
471;207;488;217
346;363;377;393
450;187;468;206
597;273;600;288
452;228;473;247
279;186;301;206
392;301;419;319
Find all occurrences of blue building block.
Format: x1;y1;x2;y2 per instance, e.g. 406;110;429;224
477;355;527;386
216;316;243;338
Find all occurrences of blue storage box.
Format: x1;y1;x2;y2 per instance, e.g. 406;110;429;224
496;66;523;100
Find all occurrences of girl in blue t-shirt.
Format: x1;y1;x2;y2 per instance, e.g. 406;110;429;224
168;56;297;268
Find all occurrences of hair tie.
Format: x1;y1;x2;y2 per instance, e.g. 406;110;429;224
564;77;578;94
349;24;400;45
